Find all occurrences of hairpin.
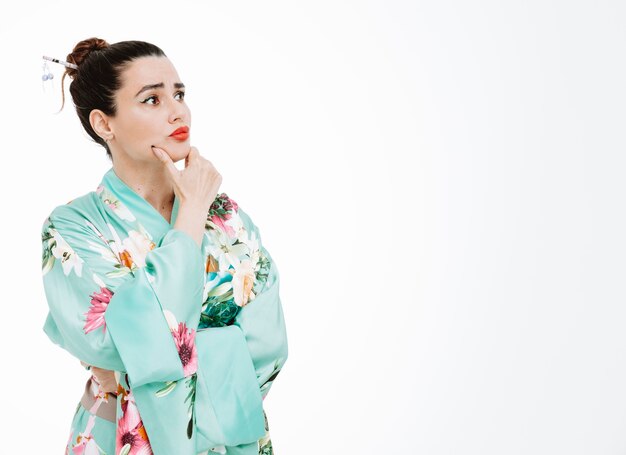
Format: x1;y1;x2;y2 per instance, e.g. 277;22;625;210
42;55;78;70
41;60;53;82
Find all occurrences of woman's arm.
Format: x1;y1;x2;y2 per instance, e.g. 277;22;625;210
42;204;205;388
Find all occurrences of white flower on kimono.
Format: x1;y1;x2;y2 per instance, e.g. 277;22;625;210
162;309;178;331
51;229;84;277
241;229;261;270
97;185;136;221
73;437;100;455
116;389;153;455
85;220;121;264
202;274;230;303
121;230;155;268
206;228;249;271
258;431;272;453
71;414;102;455
224;210;245;238
105;223;135;271
86;239;119;265
231;258;256;307
83;283;114;335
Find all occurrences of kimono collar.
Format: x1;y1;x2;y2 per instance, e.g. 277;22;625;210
99;167;181;242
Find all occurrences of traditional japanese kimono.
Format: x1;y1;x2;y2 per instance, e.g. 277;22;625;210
40;167;288;455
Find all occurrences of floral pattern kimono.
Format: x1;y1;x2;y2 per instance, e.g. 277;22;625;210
41;167;288;455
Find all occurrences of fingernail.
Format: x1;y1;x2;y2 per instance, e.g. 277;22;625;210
152;146;163;159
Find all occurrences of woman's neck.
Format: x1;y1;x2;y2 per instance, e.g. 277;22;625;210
112;157;175;221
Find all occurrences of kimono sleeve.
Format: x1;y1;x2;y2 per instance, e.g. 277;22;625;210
234;207;289;399
191;206;288;452
41;205;204;388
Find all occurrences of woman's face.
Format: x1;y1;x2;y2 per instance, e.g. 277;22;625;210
108;56;191;164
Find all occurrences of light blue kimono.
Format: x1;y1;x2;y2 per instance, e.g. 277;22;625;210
41;167;288;455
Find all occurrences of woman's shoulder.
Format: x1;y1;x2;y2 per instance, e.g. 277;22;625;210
42;190;103;232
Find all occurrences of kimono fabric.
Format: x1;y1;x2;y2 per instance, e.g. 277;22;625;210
41;167;288;455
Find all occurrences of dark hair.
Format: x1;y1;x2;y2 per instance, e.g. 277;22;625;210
60;37;166;161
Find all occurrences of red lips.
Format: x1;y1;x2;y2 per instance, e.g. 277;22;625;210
169;126;189;141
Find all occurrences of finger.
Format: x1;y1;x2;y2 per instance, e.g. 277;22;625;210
184;147;199;169
152;146;179;178
184;146;194;168
187;146;200;161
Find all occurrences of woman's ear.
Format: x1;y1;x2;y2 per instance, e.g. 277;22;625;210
89;109;114;142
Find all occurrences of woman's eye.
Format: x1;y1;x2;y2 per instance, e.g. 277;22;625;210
142;95;159;105
142;92;185;105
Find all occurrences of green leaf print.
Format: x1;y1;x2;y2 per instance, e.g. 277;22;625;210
185;373;197;439
155;381;177;397
199;299;240;328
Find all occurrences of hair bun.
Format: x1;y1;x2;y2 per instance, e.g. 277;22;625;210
64;37;110;78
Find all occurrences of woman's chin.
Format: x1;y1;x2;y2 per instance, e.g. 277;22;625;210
170;140;190;155
152;143;189;163
169;149;189;163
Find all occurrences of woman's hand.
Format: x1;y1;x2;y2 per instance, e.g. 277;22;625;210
90;366;118;394
151;145;222;215
152;145;223;247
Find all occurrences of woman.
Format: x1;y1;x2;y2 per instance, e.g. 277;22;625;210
40;37;288;455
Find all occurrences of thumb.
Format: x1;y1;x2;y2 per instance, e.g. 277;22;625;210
185;146;199;169
152;146;179;178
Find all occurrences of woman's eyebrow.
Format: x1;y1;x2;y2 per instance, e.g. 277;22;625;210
135;82;185;97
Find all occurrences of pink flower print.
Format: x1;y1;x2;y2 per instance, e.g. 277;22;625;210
172;322;198;376
225;194;238;212
209;213;237;237
83;287;114;334
71;414;99;454
116;392;153;455
208;194;239;237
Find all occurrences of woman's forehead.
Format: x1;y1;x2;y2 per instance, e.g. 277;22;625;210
120;56;182;94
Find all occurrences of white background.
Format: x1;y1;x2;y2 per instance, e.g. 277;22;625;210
0;1;625;453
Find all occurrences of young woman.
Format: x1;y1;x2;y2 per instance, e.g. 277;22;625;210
40;37;288;455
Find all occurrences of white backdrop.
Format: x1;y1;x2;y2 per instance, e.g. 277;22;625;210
1;1;625;453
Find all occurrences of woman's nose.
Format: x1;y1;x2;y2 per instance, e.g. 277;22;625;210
168;99;187;123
